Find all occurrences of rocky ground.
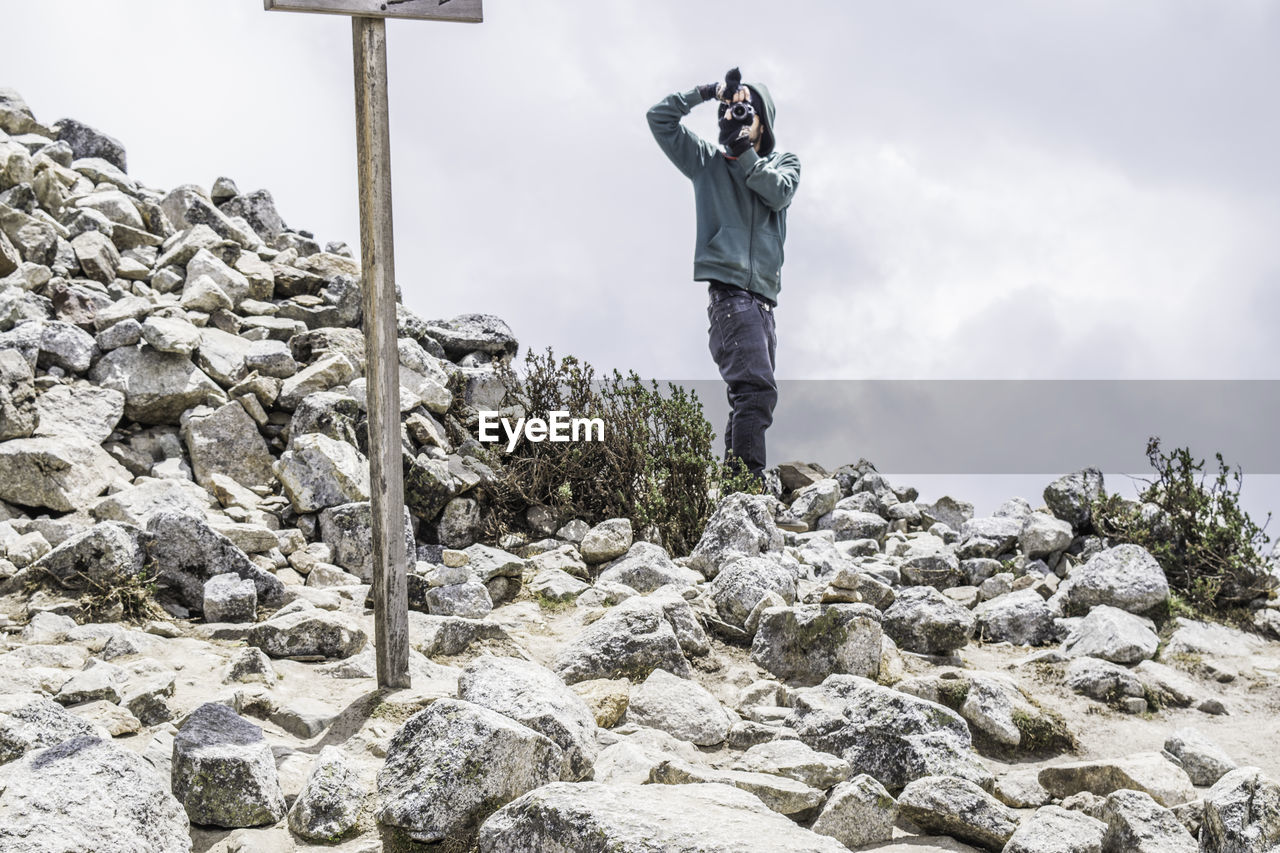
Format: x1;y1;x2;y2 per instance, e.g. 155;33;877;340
2;87;1280;853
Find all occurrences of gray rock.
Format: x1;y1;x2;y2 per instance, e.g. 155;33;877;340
38;320;97;373
687;491;784;578
1100;788;1197;853
181;401;274;490
203;572;257;623
1163;728;1237;787
786;675;993;791
69;230;119;284
974;588;1057;645
1135;660;1202;708
437;496;482;549
94;317;142;350
1062;605;1159;663
810;774;897;848
710;555;797;629
1022;511;1075;557
220;189;286;241
648;587;712;657
790;478;842;525
1066;656;1146;702
0;436;128;512
377;698;561;844
286;746;362;843
29;521;148;596
54;659;128;705
277;353;357;411
818;508;891;541
32;383;124;443
750;603;882;685
1200;766;1280;853
551;596;691;684
0;349;37;439
249;608;367;659
458;656;599;781
140;315;200;356
427;581;493;619
1060;544;1169;615
648;758;825;816
172;703;286;827
0;698;105;764
224;647;277;684
477;781;849;853
734;739;851;789
596;540;702;592
580;517;633;563
56;119;128;171
318;501;414;583
1039;752;1196;807
422;313;518;358
276;432;370;514
1044;468;1104;528
91;477;216;527
1004;805;1105;853
89;345;223;425
0;736;191;853
243;338;297;378
627;668;733;746
897;774;1017;851
527;567;590;602
883;585;976;654
146;511;284;612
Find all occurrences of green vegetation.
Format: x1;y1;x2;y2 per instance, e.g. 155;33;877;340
482;348;761;555
1092;437;1277;613
1012;705;1077;754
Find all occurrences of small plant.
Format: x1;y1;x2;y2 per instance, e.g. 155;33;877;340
1092;437;1277;612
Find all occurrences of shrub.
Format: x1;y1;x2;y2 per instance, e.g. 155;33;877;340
1092;437;1277;611
480;347;760;554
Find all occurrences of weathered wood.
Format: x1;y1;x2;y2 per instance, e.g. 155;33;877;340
353;16;410;689
266;0;481;23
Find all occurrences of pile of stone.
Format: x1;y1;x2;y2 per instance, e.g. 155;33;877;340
4;88;1280;853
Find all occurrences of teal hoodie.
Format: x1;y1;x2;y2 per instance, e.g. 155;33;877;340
647;84;800;305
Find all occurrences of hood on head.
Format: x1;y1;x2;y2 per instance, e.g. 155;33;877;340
748;81;777;156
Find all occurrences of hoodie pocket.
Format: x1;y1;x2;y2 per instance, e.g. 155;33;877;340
703;226;750;274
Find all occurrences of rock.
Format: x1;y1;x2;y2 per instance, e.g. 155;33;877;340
1039;752;1196;807
994;768;1052;808
220;189;285;240
318;501;414;583
0;736;191;853
146;511;284;612
275;433;370;513
591;728;702;784
710;555;797;629
1165;618;1265;658
552;596;691;684
750;603;882;685
687;492;784;578
974;588;1057;645
172;703;286;827
1135;660;1202;708
28;521;147;596
0;698;104;764
649;758;825;816
89;345;223;425
824;567;896;609
883;585;976;654
1004;805;1105;853
1200;766;1280;853
32;383;124;443
437;496;481;549
734;739;851;789
1022;511;1074;557
277;353;357;411
38;320;97;373
243;338;297;378
91;477;216;527
181;401;274;490
810;774;898;848
786;675;992;791
570;678;630;728
203;572;257;623
54;659;127;705
225;647;276;684
376;698;562;844
140;315;201;356
1044;468;1104;528
56;119;128;171
1065;656;1146;703
458;656;598;780
249;609;367;659
789;478;841;525
0;436;128;512
1163;727;1237;787
596;540;702;591
409;613;511;657
819;508;891;542
69;229;119;284
1062;605;1159;663
1100;789;1197;853
69;699;141;737
422;313;518;358
427;581;493;618
1059;544;1169;615
897;774;1017;851
286;746;362;843
477;781;849;853
0;349;37;439
580;517;633;563
627;668;732;746
527;567;589;602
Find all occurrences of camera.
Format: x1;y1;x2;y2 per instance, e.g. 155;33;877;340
728;101;755;122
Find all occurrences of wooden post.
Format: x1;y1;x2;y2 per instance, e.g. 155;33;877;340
353;16;409;689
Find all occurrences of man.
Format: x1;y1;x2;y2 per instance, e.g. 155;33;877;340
647;70;800;484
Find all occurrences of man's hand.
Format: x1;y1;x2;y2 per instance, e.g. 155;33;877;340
699;81;753;104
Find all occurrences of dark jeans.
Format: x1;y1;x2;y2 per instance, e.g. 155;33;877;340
707;283;777;479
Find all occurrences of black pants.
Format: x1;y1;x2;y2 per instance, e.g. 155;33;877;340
707;283;778;479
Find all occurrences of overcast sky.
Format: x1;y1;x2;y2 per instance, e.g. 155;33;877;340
5;0;1279;518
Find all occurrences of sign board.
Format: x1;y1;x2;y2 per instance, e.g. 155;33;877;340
264;0;481;23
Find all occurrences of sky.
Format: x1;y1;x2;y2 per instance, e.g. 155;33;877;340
4;0;1279;521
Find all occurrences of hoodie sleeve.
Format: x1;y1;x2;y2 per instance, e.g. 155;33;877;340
647;88;718;179
733;148;801;212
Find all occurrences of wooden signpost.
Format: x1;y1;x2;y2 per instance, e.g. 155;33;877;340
266;0;482;689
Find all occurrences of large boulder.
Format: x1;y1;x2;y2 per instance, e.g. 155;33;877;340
0;698;106;764
785;675;992;791
476;782;849;853
1200;767;1280;853
883;585;975;654
317;501;415;583
181;401;274;491
1044;467;1104;528
1061;605;1159;664
750;603;882;685
421;313;518;359
0;736;191;853
596;541;703;592
286;746;363;843
1163;728;1237;787
1100;789;1197;853
457;656;599;781
32;383;124;443
809;774;898;848
1003;804;1105;853
275;433;370;513
896;774;1018;851
0;349;37;440
734;739;852;789
551;596;691;684
974;588;1057;645
0;436;128;512
648;758;825;816
1058;544;1169;615
88;345;223;425
626;668;733;746
710;555;797;629
171;703;286;828
145;511;284;611
687;492;784;578
29;521;148;596
1038;752;1196;807
249;608;367;660
377;699;562;844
